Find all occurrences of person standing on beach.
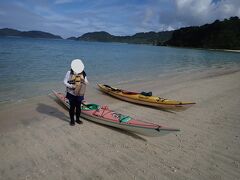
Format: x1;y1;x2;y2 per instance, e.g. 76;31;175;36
64;59;88;126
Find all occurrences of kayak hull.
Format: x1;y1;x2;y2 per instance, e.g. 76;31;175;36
52;90;179;136
80;113;177;137
98;84;195;110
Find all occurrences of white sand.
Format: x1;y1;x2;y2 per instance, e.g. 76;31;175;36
0;69;240;180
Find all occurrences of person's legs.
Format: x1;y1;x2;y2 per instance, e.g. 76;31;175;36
76;96;83;124
67;93;76;126
69;100;76;125
75;103;82;124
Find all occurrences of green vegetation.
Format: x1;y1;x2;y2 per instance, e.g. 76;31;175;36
77;31;173;45
165;17;240;50
75;17;240;49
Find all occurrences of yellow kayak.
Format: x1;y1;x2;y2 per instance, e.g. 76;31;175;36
98;84;196;110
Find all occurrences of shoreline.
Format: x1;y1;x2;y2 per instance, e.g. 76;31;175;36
0;68;240;179
221;49;240;53
159;45;240;53
209;48;240;53
1;66;240;108
3;36;240;53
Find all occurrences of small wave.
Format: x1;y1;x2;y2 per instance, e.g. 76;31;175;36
115;78;147;85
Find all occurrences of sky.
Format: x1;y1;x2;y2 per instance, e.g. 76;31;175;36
0;0;240;38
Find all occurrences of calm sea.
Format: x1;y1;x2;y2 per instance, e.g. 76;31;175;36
0;37;240;103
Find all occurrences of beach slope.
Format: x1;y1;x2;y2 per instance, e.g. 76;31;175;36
0;70;240;180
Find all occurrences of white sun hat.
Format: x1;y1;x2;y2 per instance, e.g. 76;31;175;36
71;59;84;74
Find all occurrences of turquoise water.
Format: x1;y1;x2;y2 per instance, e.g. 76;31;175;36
0;37;240;103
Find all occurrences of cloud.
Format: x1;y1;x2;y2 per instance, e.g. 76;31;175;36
0;0;239;38
155;0;240;30
54;0;74;5
0;3;44;31
173;0;240;26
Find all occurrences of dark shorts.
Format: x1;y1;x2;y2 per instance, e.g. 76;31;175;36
66;92;84;103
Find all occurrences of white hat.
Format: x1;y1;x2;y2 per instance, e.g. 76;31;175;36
71;59;84;74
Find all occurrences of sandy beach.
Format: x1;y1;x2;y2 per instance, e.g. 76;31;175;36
0;68;240;180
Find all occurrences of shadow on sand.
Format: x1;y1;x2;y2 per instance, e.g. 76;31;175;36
88;120;147;142
36;103;69;123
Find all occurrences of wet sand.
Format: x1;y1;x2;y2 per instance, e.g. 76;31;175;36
0;69;240;180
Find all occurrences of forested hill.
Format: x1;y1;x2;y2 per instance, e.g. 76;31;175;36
2;16;239;49
0;28;63;39
77;31;173;45
164;17;240;50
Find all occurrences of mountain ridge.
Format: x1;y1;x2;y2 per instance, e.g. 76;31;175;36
1;16;240;49
0;28;63;39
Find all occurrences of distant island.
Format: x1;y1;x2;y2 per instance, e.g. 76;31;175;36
1;16;239;50
67;36;78;40
0;28;62;39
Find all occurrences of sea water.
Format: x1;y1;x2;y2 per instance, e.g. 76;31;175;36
0;37;240;103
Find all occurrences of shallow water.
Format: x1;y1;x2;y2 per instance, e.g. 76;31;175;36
0;37;240;103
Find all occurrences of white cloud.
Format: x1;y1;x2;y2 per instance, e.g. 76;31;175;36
215;0;240;17
174;0;240;26
54;0;74;5
142;8;155;26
